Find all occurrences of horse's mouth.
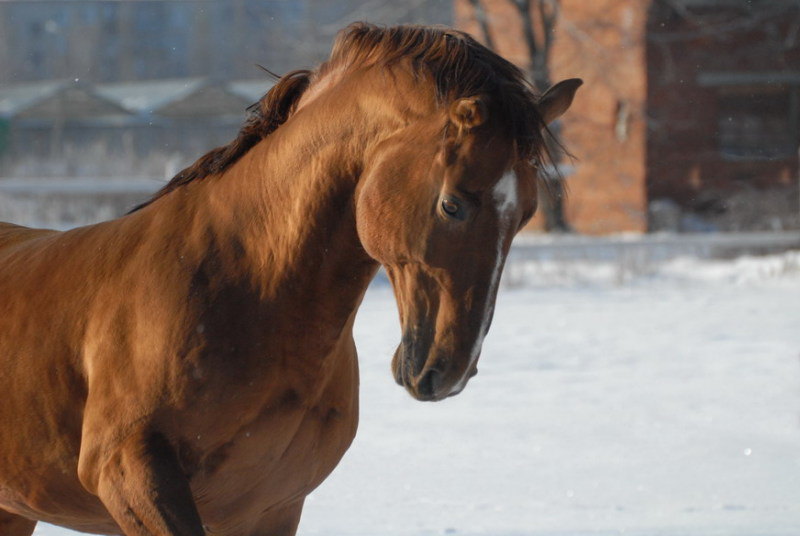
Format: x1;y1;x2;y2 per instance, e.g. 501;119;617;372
392;343;440;401
391;342;478;402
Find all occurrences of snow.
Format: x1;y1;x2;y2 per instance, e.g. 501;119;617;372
33;252;800;536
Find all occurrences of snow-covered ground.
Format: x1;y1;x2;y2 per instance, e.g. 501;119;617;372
34;253;800;536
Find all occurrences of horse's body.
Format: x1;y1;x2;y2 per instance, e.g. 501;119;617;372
0;24;579;536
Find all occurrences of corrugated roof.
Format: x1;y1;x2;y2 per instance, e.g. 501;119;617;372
157;83;251;117
0;80;69;117
0;78;277;120
0;80;131;119
95;78;207;114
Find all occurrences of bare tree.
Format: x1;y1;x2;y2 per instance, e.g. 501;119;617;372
509;0;559;92
468;0;570;231
466;0;497;50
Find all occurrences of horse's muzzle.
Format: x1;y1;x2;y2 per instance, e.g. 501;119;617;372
391;341;478;402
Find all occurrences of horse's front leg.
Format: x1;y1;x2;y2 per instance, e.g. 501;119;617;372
92;429;205;536
0;508;37;536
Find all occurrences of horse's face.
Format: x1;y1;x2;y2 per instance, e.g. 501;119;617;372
356;79;580;401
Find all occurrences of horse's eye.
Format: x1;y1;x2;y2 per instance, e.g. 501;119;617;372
441;198;460;218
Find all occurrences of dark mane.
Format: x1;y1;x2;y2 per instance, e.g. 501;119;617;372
323;23;549;160
129;70;311;212
131;23;550;212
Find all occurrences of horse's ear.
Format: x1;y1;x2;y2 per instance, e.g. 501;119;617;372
538;78;583;126
449;97;488;131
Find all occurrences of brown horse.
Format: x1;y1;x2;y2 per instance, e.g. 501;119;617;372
0;24;580;536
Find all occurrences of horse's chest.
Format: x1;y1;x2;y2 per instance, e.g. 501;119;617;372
184;383;358;528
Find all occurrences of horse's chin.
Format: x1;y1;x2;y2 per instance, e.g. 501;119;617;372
390;343;476;402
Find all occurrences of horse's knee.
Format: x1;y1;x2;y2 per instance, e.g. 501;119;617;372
0;509;37;536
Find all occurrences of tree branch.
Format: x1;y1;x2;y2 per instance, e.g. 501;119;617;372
467;0;496;50
509;0;541;88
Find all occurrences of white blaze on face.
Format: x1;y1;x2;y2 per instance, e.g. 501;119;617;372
493;170;519;216
454;171;519;394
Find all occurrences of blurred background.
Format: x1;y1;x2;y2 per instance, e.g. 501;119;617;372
1;3;799;536
0;0;798;237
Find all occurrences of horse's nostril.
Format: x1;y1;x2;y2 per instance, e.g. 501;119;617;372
416;369;441;398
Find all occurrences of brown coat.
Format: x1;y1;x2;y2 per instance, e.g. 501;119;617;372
0;23;579;536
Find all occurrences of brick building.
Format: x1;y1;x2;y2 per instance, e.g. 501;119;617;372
646;0;800;231
457;0;800;233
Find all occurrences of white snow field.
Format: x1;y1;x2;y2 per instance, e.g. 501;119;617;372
34;252;800;536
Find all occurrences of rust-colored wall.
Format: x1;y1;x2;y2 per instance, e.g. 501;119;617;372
455;0;650;234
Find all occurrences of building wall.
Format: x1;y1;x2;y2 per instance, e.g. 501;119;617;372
456;0;650;234
646;1;800;231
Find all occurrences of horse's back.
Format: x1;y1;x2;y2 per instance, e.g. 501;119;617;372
0;222;58;254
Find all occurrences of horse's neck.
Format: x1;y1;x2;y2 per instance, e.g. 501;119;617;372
187;111;379;331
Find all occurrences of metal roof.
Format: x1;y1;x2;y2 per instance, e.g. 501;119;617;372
94;78;207;115
0;80;131;119
0;80;66;117
0;78;278;121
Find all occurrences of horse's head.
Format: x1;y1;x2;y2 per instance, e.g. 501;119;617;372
355;51;581;400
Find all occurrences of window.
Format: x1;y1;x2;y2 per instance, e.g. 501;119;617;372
717;84;798;160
